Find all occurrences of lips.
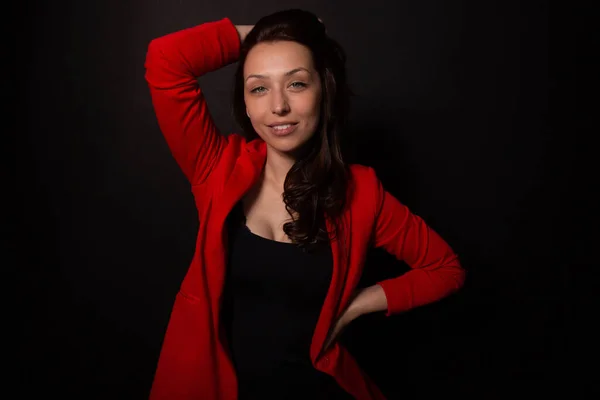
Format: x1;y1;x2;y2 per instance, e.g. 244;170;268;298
268;122;299;136
268;122;298;128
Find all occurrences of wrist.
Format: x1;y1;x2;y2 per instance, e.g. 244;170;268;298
235;25;254;43
348;284;387;318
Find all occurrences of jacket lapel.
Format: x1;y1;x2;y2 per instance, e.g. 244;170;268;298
311;209;352;365
219;144;266;220
207;139;267;328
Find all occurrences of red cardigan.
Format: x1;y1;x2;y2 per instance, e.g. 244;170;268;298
144;17;465;400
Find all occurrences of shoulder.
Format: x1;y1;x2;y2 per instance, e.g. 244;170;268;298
240;135;267;154
218;133;267;164
201;134;266;189
347;163;382;209
349;163;378;181
220;133;266;151
223;132;253;153
348;163;381;192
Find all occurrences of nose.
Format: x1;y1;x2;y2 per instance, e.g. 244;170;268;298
271;89;290;115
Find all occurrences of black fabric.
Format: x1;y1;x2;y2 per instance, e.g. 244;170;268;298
221;201;353;399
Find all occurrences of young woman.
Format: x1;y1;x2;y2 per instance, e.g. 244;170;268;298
144;9;465;400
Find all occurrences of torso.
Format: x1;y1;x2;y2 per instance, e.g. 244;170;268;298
241;175;295;244
224;183;351;399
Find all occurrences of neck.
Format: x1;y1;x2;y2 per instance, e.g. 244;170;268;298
263;147;296;190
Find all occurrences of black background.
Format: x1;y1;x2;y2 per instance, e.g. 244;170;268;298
16;0;591;398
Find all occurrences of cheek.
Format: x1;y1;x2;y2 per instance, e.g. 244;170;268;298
244;99;269;138
245;101;269;131
297;93;321;121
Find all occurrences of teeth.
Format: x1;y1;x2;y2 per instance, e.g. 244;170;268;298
273;124;291;130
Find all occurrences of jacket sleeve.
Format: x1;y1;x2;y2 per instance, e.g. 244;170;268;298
370;168;466;316
144;18;240;185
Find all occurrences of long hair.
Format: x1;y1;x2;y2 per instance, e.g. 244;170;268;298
232;9;351;251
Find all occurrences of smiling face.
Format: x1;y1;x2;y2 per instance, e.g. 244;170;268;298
243;41;322;156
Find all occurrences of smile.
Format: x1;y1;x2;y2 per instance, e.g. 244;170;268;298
268;123;298;136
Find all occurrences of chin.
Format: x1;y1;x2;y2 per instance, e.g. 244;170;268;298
267;138;308;154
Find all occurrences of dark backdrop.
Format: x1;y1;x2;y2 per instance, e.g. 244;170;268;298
16;0;588;398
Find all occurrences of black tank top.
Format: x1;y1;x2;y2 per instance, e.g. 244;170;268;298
221;201;353;400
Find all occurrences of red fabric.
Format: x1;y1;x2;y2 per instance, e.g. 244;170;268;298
144;17;465;400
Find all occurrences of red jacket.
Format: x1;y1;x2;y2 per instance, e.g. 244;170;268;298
144;17;465;400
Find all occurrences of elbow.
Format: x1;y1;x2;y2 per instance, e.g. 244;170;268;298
434;253;465;293
145;39;164;70
144;39;175;88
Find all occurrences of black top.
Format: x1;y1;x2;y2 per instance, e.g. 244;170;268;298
221;201;353;400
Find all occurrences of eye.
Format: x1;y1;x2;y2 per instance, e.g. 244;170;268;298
290;81;307;89
250;86;267;94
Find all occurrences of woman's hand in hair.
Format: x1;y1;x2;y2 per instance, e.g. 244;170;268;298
235;25;254;43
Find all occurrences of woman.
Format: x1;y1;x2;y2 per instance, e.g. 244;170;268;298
144;9;465;400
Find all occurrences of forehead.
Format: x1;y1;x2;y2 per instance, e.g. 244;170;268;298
244;41;315;76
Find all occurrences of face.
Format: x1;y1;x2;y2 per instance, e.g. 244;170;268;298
243;41;322;156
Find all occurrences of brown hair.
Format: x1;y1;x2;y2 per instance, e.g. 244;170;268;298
232;9;352;251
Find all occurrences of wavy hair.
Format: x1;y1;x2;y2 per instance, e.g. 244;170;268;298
232;9;351;251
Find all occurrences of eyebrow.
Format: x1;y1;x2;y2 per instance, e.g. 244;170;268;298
245;67;311;82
